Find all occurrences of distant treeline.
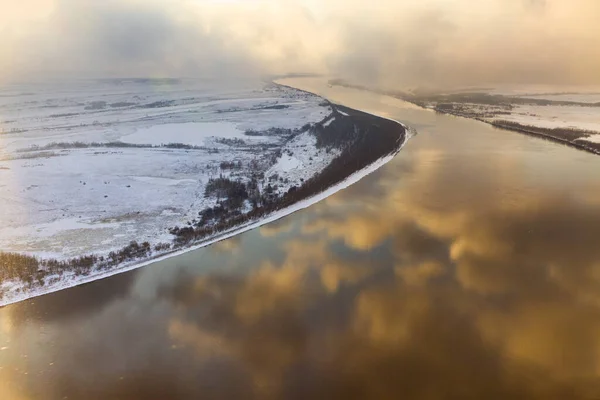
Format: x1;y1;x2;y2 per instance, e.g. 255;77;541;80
16;124;317;152
490;120;600;154
423;93;600;108
329;78;600;109
0;128;28;135
244;124;311;138
17;141;208;152
0;105;405;298
429;104;600;156
433;103;513;120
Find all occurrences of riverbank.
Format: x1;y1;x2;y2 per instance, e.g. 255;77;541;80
329;79;600;157
433;111;600;156
0;98;410;307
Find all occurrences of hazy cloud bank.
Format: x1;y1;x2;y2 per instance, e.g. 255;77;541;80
1;0;599;87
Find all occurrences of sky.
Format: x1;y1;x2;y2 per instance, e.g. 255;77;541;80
1;0;599;88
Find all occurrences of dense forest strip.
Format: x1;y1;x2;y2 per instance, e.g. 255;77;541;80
488;121;600;155
0;97;407;305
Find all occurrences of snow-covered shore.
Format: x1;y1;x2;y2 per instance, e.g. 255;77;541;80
405;87;600;154
0;122;410;307
0;78;411;307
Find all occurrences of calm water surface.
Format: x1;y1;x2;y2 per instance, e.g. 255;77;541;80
2;78;600;399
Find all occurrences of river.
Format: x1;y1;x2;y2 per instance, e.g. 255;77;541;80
2;78;600;399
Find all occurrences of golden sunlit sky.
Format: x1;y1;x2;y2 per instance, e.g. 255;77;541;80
1;0;599;87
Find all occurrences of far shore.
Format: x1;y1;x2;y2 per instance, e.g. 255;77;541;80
329;80;600;157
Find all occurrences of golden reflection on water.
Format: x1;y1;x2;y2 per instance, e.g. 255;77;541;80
161;139;600;398
3;85;600;399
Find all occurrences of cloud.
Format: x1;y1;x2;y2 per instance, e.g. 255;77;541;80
477;299;600;380
210;235;242;254
2;0;262;81
259;218;294;237
4;269;137;326
1;0;599;86
159;244;600;399
395;261;445;286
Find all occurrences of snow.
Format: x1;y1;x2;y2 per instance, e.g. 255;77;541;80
0;78;411;306
338;110;349;116
0;147;215;258
121;122;253;147
0;218;121;239
274;154;302;171
264;130;340;196
0;80;331;260
0;110;411;307
490;105;600;133
578;134;600;144
130;176;198;186
0;79;330;154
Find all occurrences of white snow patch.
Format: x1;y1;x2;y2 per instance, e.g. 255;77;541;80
0;218;121;239
274;154;302;172
121;122;251;147
578;134;600;144
264;130;340;196
490;105;600;133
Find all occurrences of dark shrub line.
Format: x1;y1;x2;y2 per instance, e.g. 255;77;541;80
0;240;168;290
490;120;600;154
17;141;212;153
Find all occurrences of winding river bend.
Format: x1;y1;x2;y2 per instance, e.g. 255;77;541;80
2;78;600;399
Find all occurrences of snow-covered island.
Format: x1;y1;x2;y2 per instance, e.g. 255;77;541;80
331;79;600;155
0;79;407;305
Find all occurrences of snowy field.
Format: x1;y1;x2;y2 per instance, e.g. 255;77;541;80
490;104;600;133
480;86;600;135
486;84;600;98
0;78;334;259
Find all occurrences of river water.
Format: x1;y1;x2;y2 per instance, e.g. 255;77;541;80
2;78;600;399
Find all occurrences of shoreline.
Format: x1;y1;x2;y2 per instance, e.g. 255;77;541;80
0;99;411;308
489;121;600;155
435;111;600;156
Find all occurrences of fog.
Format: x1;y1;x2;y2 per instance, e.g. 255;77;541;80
1;0;599;88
